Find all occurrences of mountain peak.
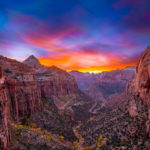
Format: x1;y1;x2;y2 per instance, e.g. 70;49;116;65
24;55;39;63
23;55;43;71
23;55;41;66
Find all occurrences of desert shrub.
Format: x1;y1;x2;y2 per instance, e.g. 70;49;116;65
82;146;92;150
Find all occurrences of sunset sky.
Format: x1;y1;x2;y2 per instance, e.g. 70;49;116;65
0;0;150;72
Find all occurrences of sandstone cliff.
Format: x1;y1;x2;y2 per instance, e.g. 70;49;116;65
127;46;150;136
24;56;78;99
0;56;43;149
0;56;42;121
0;55;80;149
0;68;9;149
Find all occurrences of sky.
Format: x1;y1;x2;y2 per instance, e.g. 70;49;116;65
0;0;150;72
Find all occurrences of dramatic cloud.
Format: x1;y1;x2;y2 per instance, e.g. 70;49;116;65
0;0;149;72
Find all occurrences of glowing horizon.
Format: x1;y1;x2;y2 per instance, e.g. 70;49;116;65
39;58;137;73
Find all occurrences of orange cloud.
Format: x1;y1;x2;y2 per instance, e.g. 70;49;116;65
38;50;137;72
16;22;138;72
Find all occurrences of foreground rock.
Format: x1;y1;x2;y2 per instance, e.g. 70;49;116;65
0;56;42;149
128;46;150;135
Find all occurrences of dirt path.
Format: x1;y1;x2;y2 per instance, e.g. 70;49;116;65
73;123;84;149
72;100;102;149
89;100;98;114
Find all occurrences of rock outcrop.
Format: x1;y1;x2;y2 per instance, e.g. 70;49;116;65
23;55;47;73
24;56;78;99
135;46;150;100
0;56;42;122
0;56;43;149
0;68;9;150
127;46;150;136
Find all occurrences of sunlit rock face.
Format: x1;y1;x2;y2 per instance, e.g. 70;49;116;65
0;56;43;121
0;56;43;149
135;46;150;100
127;46;150;135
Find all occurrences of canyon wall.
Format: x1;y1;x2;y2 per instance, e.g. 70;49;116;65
24;55;78;99
0;68;10;149
0;55;79;149
127;46;150;136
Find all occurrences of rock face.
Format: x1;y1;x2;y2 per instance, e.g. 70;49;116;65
127;46;150;135
0;56;43;149
85;68;136;101
0;56;42;122
0;68;9;150
23;55;47;73
0;55;79;149
135;46;150;100
24;56;78;99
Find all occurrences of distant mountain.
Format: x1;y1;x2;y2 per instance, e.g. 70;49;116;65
85;68;136;101
70;67;136;102
124;66;136;72
69;71;101;90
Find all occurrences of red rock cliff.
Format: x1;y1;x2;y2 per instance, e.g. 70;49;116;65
0;56;43;149
0;56;42;122
127;46;150;135
0;68;9;150
0;55;79;149
24;56;78;99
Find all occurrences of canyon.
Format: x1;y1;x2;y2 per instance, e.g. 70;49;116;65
0;55;92;149
70;67;136;102
0;46;150;149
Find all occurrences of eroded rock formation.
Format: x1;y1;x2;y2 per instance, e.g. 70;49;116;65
0;68;9;149
127;46;150;136
0;55;79;149
23;55;78;99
